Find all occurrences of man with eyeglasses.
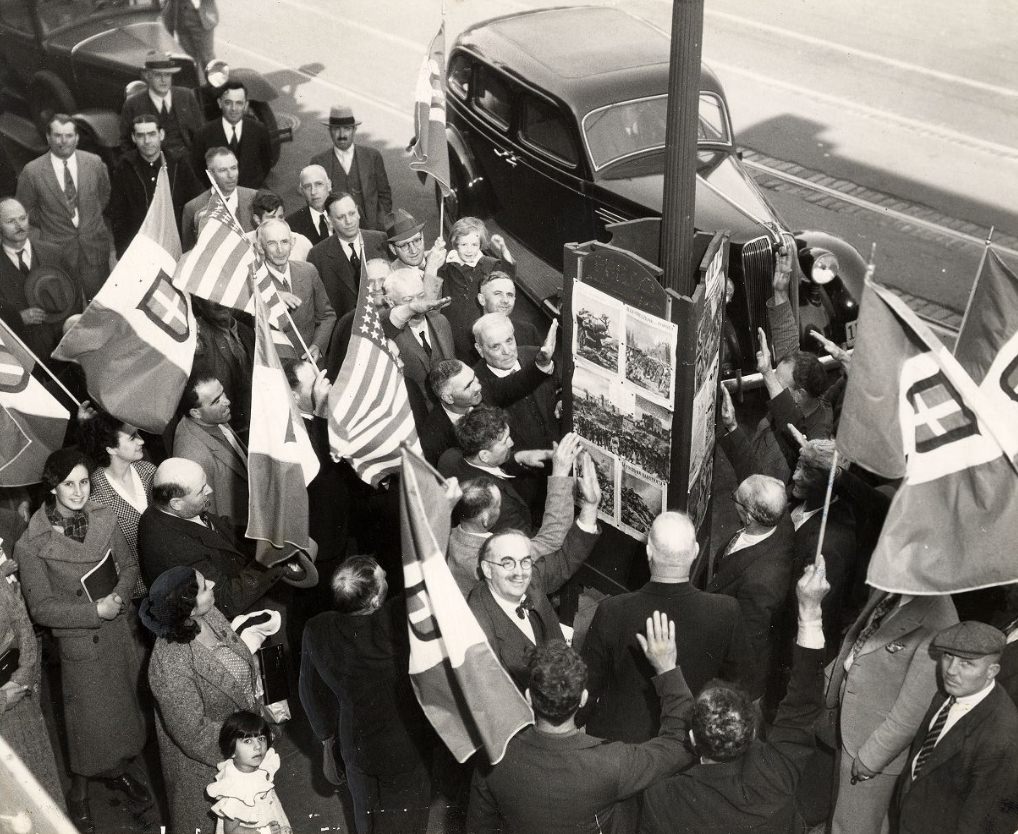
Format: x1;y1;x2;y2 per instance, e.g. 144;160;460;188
467;450;600;690
386;208;446;295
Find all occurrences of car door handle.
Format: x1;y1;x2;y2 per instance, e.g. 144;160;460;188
493;148;519;166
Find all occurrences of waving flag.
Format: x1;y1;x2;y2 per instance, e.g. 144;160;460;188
54;166;195;433
327;260;420;485
838;280;1018;593
0;321;69;486
408;23;451;196
400;446;532;763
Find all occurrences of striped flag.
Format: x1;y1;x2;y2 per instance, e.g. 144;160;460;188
0;320;70;486
173;196;287;326
327;260;421;485
400;445;533;764
246;284;319;561
408;23;451;196
838;280;1018;593
54;166;196;433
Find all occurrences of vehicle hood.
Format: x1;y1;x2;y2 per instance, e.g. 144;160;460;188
62;21;183;73
598;154;786;243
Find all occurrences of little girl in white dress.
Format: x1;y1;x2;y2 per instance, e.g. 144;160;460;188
207;710;292;834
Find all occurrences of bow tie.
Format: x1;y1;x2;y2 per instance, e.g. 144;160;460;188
515;598;534;620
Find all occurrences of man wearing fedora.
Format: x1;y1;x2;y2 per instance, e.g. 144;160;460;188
160;0;218;80
891;620;1018;834
311;106;391;232
119;53;203;160
194;80;272;189
108;114;202;256
0;197;77;360
387;208;446;297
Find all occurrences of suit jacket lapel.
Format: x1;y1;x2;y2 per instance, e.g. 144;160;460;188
188;638;255;708
42;159;73;221
195;421;246;478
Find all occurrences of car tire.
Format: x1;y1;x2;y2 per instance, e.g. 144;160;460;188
28;71;77;134
248;100;281;166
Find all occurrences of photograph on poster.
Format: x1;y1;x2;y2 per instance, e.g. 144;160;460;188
579;440;618;522
620;468;665;538
573;282;624;375
625;395;672;480
694;293;723;393
686;458;712;532
624;306;676;403
572;365;626;442
688;360;719;480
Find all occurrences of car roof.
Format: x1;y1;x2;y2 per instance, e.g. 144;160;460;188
455;6;724;118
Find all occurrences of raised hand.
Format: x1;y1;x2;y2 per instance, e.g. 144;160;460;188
538;319;559;366
551;432;582;477
635;610;677;675
755;326;772;375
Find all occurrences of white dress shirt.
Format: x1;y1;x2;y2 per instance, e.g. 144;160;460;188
491;591;536;644
3;240;32;272
487;361;522;378
334;145;354;174
149;89;173;113
222;118;242;145
726;525;776;556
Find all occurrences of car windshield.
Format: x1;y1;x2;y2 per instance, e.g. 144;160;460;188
36;0;158;34
583;92;732;172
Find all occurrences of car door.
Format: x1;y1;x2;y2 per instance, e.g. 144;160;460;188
468;64;520;224
0;0;44;83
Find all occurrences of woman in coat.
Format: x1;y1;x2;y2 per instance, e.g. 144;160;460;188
141;565;263;834
15;448;150;833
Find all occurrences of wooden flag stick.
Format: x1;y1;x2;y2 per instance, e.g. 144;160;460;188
813;449;839;564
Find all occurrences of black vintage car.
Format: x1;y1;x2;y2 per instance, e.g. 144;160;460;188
0;0;286;181
443;5;865;376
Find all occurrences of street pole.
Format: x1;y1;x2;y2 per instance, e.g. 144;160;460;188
659;0;705;296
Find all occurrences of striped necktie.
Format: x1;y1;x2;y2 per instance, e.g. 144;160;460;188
63;160;77;210
912;696;955;779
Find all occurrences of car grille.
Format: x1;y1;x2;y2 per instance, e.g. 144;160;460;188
740;235;773;336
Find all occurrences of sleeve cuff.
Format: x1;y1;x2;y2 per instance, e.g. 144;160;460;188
797;618;825;650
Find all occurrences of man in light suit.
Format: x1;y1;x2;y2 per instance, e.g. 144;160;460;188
381;267;454;404
286;165;332;246
119;53;203;158
173;369;249;529
892;621;1018;834
258;219;335;364
311;106;391;232
307;191;388;318
15;114;112;301
194;81;272;189
161;0;218;79
825;591;958;834
466;453;600;690
181;147;257;250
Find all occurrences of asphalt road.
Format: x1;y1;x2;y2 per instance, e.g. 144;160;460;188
218;0;1018;320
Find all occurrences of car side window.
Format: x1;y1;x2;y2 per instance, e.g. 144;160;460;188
0;0;34;33
447;53;471;100
474;67;511;130
520;95;578;166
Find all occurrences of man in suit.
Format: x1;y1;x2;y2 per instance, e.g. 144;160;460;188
476;271;541;348
311;106;391;232
307;191;388;318
191;297;254;437
173;368;249;528
473;313;558;452
244;190;313;261
0;197;72;359
641;558;831;834
258;218;335;363
119;53;203;158
381;267;453;403
137;457;283;620
583;511;743;743
466;452;600;690
181;147;257;250
16;114;112;301
420;359;482;465
691;471;794;701
194;81;272;189
108;115;202;255
892;621;1018;834
468;614;691;833
825;591;958;834
286;165;332;246
160;0;218;75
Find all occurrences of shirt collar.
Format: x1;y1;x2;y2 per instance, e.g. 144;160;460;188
222;117;242;138
953;680;996;708
469;460;513;479
334;145;354;165
2;240;31;262
442;404;467;424
50;152;76;171
486;361;522;378
149;89;172;110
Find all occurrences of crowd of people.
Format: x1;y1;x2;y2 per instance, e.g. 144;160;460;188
0;44;1016;834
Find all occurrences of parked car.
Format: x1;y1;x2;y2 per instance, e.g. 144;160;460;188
443;5;864;375
0;0;287;172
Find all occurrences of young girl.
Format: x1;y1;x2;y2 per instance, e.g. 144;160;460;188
207;711;292;834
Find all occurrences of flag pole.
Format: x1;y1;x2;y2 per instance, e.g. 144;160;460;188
247;263;315;362
2;323;81;407
813;449;839;564
956;225;995;347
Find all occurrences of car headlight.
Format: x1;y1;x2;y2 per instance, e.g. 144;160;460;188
205;60;230;88
799;247;839;285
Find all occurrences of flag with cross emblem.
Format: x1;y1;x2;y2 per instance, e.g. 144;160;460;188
54;166;196;433
838;280;1018;594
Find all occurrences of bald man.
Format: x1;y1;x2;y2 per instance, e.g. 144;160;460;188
692;473;795;701
582;511;745;742
137;458;285;619
287;164;333;245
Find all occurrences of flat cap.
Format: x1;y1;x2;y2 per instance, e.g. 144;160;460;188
932;621;1006;659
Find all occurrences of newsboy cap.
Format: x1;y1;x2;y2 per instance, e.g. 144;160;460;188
932;621;1006;659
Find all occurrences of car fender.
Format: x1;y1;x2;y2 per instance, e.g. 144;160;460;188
447;123;485;198
72;109;120;151
794;230;867;302
227;68;278;103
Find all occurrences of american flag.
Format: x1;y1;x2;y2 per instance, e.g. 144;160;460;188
327;263;421;485
172;195;286;325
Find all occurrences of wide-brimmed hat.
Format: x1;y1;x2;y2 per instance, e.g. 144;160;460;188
143;51;181;73
24;265;78;324
321;106;361;128
386;209;425;243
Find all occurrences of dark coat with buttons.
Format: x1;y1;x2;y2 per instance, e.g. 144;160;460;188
15;502;147;776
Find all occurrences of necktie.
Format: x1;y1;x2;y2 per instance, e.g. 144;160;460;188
16;250;29;277
63;160;77;210
317;214;329;241
850;593;899;660
348;244;361;277
514;599;532;620
515;598;544;642
419;328;432;357
229;128;239;152
912;697;956;779
160;99;169;117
